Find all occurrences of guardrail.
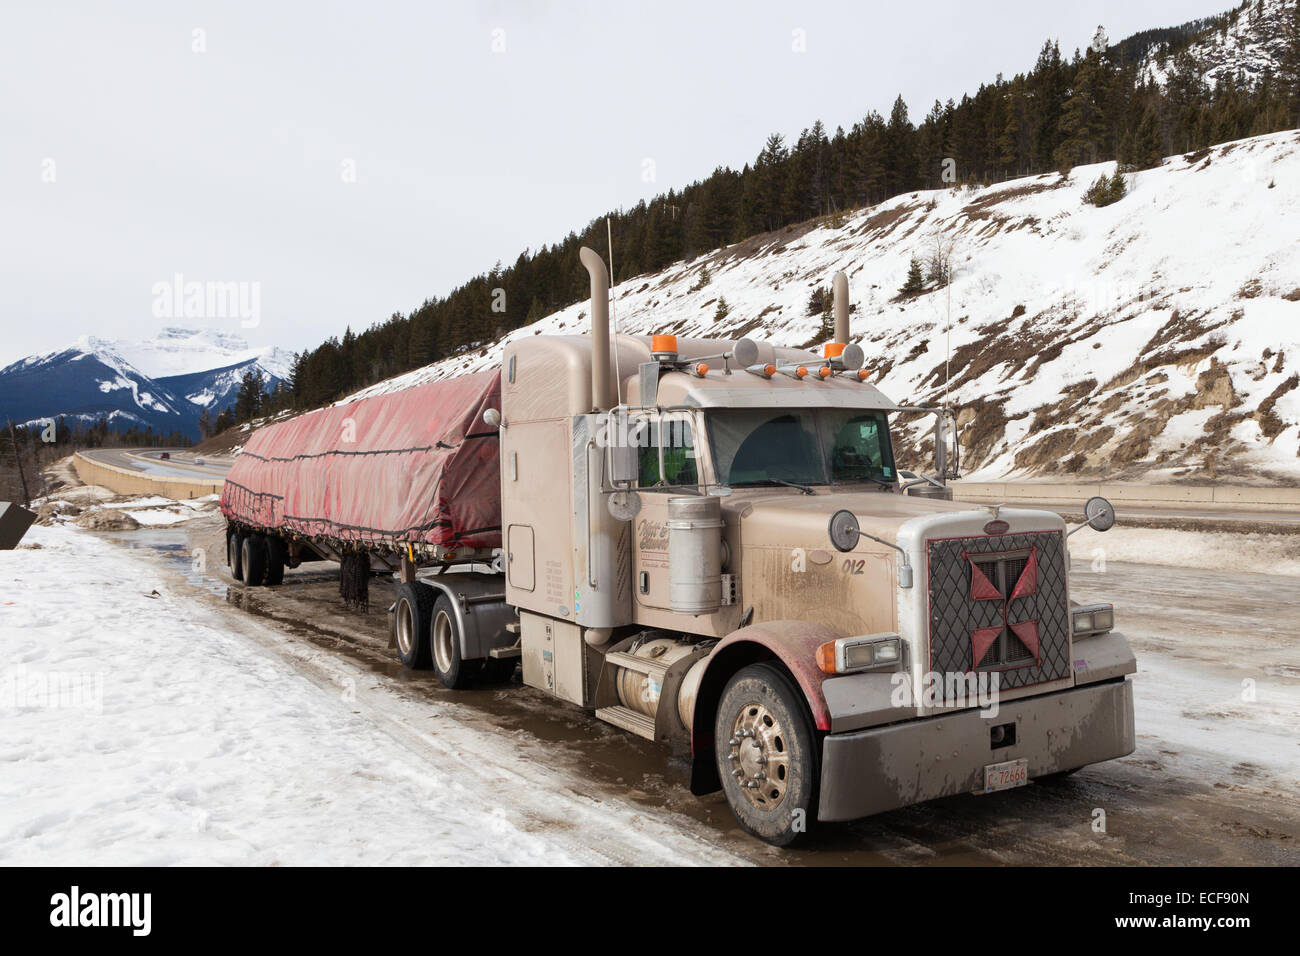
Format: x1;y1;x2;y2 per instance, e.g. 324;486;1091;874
72;452;224;500
950;480;1300;513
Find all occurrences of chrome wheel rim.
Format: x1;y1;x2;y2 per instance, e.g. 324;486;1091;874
727;700;790;809
433;609;454;673
395;599;415;657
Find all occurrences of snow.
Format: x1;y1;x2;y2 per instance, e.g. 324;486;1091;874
342;130;1300;484
1069;524;1300;577
85;328;292;382
0;526;744;865
1142;0;1296;89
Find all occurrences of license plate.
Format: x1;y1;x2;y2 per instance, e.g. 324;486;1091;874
983;758;1029;793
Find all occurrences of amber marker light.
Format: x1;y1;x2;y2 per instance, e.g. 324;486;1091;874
818;366;833;379
694;363;710;376
816;634;904;674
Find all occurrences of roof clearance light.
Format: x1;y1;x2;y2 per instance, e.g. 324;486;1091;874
745;363;776;378
694;363;710;377
817;366;833;379
851;369;871;381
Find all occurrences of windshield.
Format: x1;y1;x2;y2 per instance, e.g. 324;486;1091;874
707;408;896;488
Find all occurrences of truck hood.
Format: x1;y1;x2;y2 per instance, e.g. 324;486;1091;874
725;488;990;550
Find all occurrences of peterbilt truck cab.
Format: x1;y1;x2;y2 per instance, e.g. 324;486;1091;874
488;247;1136;845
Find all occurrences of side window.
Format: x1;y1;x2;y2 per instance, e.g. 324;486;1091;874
828;414;893;481
638;418;698;488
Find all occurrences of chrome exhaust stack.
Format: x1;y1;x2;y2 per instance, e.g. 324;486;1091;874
579;246;616;412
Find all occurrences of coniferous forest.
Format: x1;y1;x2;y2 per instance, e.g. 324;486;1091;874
278;6;1300;417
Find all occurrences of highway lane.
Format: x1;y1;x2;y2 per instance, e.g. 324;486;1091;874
81;448;232;481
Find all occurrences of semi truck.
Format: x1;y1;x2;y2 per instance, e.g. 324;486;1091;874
221;248;1136;845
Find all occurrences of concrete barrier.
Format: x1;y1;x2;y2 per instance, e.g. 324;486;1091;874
73;452;223;500
950;480;1300;513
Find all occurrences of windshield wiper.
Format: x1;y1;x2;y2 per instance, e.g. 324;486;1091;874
734;478;816;495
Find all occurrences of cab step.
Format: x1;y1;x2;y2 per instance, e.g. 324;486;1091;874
595;705;656;740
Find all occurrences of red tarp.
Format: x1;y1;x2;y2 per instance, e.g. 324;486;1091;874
220;370;502;549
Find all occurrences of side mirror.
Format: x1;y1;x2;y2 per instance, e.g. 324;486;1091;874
828;508;913;588
828;509;862;552
1084;496;1116;532
1068;496;1115;535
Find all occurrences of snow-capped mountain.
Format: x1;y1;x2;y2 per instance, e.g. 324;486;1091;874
348;129;1300;484
1143;0;1297;88
102;327;294;381
0;329;290;439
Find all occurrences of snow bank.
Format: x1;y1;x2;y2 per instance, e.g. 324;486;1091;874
0;526;739;865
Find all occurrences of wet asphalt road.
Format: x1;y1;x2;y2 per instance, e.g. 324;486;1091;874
113;517;1299;865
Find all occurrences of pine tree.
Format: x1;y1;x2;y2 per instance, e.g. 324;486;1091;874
899;256;926;296
1281;0;1300;125
1055;47;1111;169
1120;106;1164;170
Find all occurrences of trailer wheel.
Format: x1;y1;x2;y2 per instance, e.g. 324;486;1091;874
227;529;244;582
265;537;287;586
431;594;481;689
241;534;268;587
714;663;818;847
393;582;433;669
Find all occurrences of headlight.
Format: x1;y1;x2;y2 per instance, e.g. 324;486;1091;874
816;633;905;674
1072;603;1114;638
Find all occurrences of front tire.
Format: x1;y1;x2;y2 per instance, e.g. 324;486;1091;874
714;663;819;846
431;594;481;689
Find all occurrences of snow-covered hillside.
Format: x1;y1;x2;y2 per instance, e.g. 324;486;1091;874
1144;0;1296;88
350;130;1300;484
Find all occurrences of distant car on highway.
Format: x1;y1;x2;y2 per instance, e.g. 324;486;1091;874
160;452;170;460
194;458;205;466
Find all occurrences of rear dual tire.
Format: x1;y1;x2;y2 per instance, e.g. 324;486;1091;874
394;582;434;669
227;529;244;582
431;595;480;689
233;532;285;587
241;534;268;586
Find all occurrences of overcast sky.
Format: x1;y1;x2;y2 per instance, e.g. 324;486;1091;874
0;0;1223;368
